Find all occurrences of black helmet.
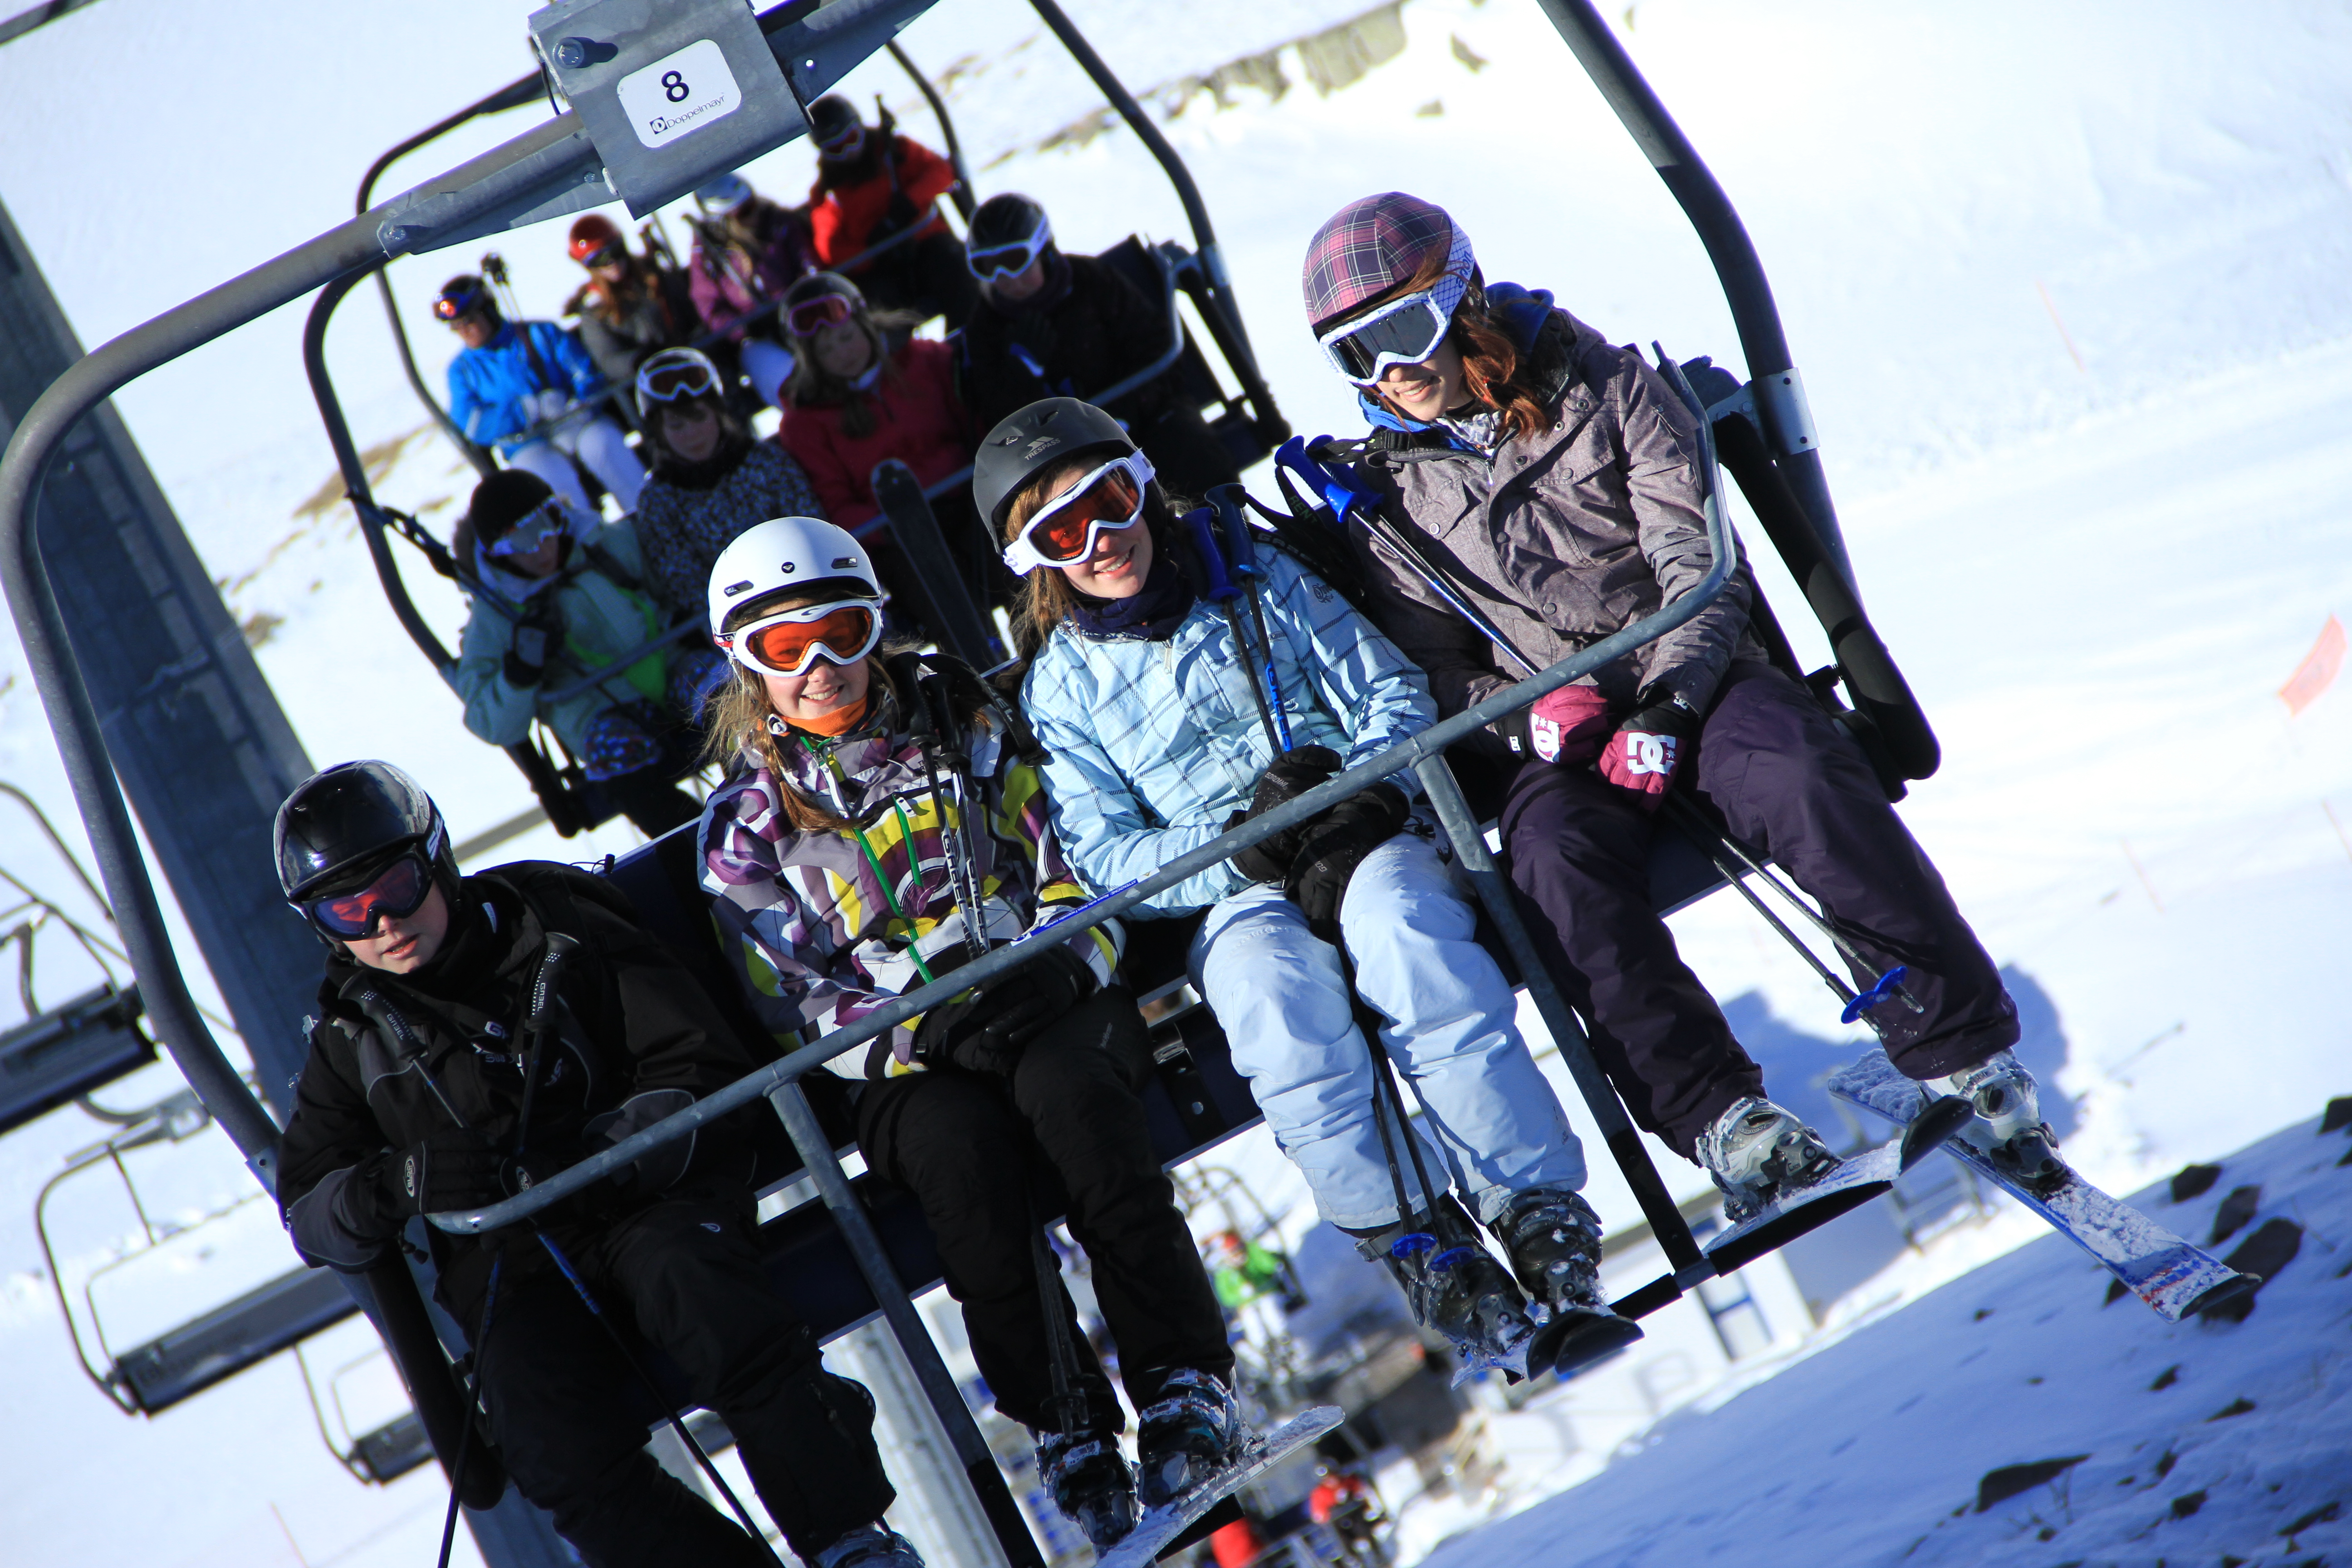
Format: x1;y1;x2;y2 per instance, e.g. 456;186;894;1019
965;193;1054;282
972;397;1137;534
809;94;863;157
274;761;457;908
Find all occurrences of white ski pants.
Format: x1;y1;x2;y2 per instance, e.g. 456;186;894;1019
508;413;646;514
1188;832;1588;1230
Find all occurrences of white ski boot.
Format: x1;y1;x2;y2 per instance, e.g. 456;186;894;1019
1494;1186;1643;1376
1926;1049;2064;1188
1698;1096;1842;1225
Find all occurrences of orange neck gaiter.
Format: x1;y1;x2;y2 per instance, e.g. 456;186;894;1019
783;695;871;739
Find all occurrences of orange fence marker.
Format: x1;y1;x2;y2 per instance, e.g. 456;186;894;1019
2279;614;2345;715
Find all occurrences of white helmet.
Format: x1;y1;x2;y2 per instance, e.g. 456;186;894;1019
706;516;883;637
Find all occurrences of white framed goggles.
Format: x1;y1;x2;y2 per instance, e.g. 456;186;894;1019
966;213;1053;281
1313;229;1476;385
1000;452;1156;576
715;597;885;678
485;499;568;559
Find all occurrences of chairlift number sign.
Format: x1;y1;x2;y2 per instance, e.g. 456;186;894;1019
616;38;742;151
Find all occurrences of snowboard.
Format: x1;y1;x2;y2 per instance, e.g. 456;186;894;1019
1701;1093;1976;1274
1828;1049;2259;1321
1096;1406;1345;1568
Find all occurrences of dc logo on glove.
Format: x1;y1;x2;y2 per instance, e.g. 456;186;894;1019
1622;733;1676;776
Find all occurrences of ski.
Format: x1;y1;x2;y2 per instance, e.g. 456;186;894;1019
1095;1406;1345;1568
869;457;1002;670
1828;1049;2259;1321
1701;1094;1975;1274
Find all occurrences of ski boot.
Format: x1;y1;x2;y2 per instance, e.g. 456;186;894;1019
1926;1049;2065;1191
1355;1197;1539;1381
1033;1423;1141;1548
1135;1367;1246;1509
1494;1185;1643;1376
1698;1096;1842;1225
813;1524;925;1568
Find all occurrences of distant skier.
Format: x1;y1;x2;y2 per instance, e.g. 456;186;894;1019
561;213;699;390
436;273;645;513
695;518;1241;1549
685;173;815;410
804;94;977;329
272;760;924;1568
988;397;1627;1377
1296;191;2053;1210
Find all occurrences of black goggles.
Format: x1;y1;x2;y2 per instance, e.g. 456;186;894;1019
299;850;435;938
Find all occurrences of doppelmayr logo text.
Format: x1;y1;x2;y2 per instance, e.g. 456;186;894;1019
647;96;725;135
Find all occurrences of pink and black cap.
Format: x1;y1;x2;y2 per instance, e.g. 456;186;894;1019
1300;192;1474;331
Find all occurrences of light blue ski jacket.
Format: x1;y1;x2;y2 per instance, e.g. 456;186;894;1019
446;320;606;454
1021;547;1437;918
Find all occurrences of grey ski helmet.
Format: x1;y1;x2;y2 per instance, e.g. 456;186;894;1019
274;761;459;911
972;397;1138;535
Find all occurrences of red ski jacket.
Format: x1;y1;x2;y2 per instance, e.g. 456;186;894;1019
808;135;958;269
777;337;973;529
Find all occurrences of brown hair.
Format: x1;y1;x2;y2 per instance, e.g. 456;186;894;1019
781;307;928;440
644;393;752;479
1328;250;1552;443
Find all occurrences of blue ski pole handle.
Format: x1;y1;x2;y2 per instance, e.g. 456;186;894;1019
1276;435;1379;530
1839;964;1910;1024
1181;506;1240;601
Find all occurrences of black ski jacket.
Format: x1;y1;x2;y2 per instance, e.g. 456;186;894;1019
277;862;760;1288
956;252;1173;440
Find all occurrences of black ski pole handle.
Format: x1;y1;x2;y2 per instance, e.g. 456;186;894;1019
510;932;581;1163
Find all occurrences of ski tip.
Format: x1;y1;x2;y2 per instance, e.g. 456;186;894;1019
2184;1271;2263;1322
1900;1094;1976;1171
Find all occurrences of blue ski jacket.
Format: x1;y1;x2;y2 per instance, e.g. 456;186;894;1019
1020;547;1436;918
447;320;607;454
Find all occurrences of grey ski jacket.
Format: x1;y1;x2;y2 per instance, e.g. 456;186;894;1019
1346;306;1762;738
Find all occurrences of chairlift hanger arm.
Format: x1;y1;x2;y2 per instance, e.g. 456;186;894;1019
1532;0;1852;593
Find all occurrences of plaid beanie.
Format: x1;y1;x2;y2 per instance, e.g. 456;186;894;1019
1301;192;1470;330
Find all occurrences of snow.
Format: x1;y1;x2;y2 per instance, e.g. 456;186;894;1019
0;1;2348;1565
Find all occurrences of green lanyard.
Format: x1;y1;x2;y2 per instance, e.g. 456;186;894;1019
803;736;940;988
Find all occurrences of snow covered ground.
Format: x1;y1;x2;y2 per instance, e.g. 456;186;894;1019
1;1;2349;1565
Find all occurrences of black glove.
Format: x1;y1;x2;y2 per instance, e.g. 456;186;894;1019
872;191;921;242
502;603;559;688
910;945;1096;1075
1227;745;1344;882
1284;783;1410;937
502;1137;633;1225
346;1128;505;1236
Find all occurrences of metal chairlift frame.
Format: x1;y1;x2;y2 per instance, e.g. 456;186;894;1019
0;2;1945;1562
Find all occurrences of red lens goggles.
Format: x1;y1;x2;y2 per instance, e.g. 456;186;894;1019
785;293;857;338
304;852;434;938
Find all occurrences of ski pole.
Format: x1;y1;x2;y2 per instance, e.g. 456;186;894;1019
434;1254;504;1568
533;1232;784;1562
1209;485;1295;755
1027;1199;1093;1443
1184;506;1288;757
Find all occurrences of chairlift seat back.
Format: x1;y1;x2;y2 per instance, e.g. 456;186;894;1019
0;982;156;1138
112;1265;356;1414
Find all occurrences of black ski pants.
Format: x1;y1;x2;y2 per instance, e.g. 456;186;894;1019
1500;661;2017;1161
855;989;1232;1435
466;1193;894;1566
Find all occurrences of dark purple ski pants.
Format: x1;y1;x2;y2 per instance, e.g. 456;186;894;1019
1499;661;2017;1161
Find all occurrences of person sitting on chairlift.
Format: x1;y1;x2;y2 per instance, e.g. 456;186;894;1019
695;517;1241;1552
804;94;977;330
561;213;700;392
452;469;716;838
686;173;817;411
272;760;925;1568
436;272;645;514
629;346;829;624
1297;191;2047;1218
957;192;1239;500
993;397;1623;1382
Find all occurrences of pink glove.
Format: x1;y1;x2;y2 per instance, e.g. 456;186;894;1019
1512;684;1615;766
1596;695;1700;810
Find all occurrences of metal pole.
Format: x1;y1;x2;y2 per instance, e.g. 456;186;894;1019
1530;0;1853;595
1411;756;1705;1275
767;1081;1046;1568
1025;0;1262;377
886;41;977;221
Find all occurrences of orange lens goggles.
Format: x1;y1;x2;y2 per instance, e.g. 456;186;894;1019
725;602;883;678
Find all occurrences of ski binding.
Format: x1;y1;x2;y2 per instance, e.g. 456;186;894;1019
1701;1093;1972;1274
1828;1049;2259;1321
1094;1406;1345;1568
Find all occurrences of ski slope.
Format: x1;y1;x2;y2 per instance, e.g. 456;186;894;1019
0;2;2349;1566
